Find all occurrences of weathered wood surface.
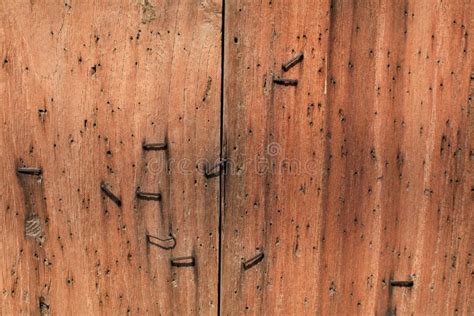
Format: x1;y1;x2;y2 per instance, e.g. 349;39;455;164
1;0;473;315
222;0;473;315
0;0;222;314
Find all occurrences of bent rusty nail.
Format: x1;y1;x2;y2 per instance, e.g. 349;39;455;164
282;52;304;72
100;182;122;207
146;234;176;250
243;252;264;270
136;190;162;201
390;280;414;287
17;167;42;175
273;78;298;86
142;142;167;151
170;256;195;267
205;159;227;178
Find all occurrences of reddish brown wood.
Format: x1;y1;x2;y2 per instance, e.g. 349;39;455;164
0;0;222;314
222;1;332;313
222;0;473;314
1;0;473;315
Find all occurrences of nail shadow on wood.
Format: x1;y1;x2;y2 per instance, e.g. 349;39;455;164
282;52;304;72
136;189;162;201
17;167;42;176
100;182;122;207
242;252;264;270
171;256;195;267
273;78;298;86
390;280;414;287
142;142;167;151
146;234;176;250
204;160;227;178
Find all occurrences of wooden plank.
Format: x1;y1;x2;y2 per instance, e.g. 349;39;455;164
222;0;332;313
0;0;222;314
222;0;473;314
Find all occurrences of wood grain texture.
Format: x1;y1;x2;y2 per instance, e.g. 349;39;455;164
1;0;473;315
222;0;473;315
0;0;222;314
222;0;331;314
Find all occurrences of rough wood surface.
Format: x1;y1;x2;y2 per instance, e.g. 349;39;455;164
1;0;473;315
222;0;473;315
0;0;222;314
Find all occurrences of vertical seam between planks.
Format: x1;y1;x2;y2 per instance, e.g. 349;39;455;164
217;0;226;315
